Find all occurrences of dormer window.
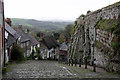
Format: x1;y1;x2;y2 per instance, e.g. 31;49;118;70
18;36;21;41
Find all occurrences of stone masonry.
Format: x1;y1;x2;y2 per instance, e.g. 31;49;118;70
68;1;120;73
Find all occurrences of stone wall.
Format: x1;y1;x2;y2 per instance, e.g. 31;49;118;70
68;1;120;73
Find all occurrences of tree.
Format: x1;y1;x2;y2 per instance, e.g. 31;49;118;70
87;10;91;14
64;24;73;38
70;21;77;35
54;32;60;40
80;14;85;17
36;32;41;37
59;34;66;43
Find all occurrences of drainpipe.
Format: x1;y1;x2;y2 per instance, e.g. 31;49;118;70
2;0;6;67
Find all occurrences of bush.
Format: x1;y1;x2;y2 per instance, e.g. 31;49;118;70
113;28;120;34
2;67;6;74
111;42;119;49
38;54;42;60
36;47;40;54
27;55;33;60
70;21;77;35
11;44;24;61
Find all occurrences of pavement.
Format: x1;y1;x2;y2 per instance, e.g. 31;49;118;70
2;60;120;78
69;64;106;73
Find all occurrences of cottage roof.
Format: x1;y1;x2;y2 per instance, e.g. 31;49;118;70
16;29;30;43
60;42;68;51
27;34;39;46
5;22;20;40
42;36;59;49
7;34;16;47
40;41;48;50
5;22;16;36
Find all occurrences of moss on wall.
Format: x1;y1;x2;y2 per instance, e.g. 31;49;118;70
96;19;119;32
95;40;111;54
70;21;77;35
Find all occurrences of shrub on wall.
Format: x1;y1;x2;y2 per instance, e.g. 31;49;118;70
113;28;120;34
38;54;42;60
96;19;119;32
70;21;77;35
36;47;40;54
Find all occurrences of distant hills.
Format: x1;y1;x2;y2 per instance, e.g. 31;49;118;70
11;18;74;32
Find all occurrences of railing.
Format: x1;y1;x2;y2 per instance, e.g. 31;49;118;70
68;58;96;72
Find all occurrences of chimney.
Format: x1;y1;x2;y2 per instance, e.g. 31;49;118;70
67;37;71;42
40;32;43;38
57;39;59;43
64;39;66;42
27;29;29;33
18;25;22;29
6;18;12;26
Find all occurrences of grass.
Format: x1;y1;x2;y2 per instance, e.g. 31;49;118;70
2;60;27;75
108;71;120;77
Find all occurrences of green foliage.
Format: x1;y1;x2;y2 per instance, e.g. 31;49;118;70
27;55;33;60
36;32;41;37
111;42;119;48
95;40;104;49
96;19;120;57
64;24;73;38
2;67;6;74
80;14;85;18
119;15;120;19
113;28;120;34
111;36;120;49
36;47;40;54
59;34;66;43
38;54;42;60
11;44;24;61
87;10;91;14
34;55;38;58
96;19;119;32
54;32;60;40
11;18;73;32
95;40;111;53
70;21;77;35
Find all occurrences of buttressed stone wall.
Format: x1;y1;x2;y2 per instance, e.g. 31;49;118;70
68;1;120;73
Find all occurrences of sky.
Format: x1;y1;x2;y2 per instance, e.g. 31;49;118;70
4;0;120;21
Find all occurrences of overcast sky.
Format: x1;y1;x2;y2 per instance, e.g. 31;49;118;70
4;0;120;21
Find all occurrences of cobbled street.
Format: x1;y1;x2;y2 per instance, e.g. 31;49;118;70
2;60;120;78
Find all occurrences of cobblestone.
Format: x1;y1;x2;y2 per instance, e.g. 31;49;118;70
2;60;120;78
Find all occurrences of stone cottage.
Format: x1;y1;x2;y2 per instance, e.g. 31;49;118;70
4;22;19;63
26;30;40;57
39;41;48;60
59;42;68;62
14;27;31;57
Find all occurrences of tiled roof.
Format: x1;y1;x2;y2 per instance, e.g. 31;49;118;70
27;34;39;46
16;29;30;43
40;41;48;50
7;34;16;47
60;42;68;51
5;22;20;47
5;22;16;36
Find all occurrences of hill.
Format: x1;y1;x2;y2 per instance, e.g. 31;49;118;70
11;18;74;32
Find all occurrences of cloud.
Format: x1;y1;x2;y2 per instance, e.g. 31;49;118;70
4;0;119;21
